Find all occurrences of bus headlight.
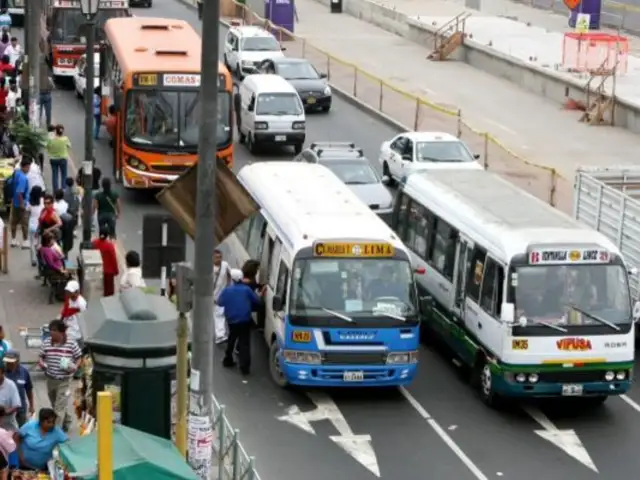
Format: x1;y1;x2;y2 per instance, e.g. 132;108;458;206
282;350;321;365
386;351;418;364
528;373;539;383
515;373;527;383
616;371;627;381
604;371;615;381
254;122;268;130
126;156;147;171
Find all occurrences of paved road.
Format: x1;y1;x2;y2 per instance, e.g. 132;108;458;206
35;0;640;478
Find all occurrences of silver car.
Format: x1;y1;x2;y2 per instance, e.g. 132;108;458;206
294;142;394;222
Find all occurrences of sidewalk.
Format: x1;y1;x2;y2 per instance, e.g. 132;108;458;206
229;0;640;214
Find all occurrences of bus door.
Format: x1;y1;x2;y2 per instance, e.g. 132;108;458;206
450;234;475;364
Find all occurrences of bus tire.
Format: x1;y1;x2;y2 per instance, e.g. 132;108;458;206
269;340;289;388
474;356;502;408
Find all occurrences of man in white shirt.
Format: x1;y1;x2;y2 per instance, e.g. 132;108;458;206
120;250;146;291
212;249;231;344
5;37;20;67
53;190;68;216
59;280;87;342
6;81;20;112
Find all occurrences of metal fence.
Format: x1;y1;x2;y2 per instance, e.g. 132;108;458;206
212;394;263;480
226;2;576;214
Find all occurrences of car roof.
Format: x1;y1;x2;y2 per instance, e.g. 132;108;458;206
231;26;274;38
403;131;460;142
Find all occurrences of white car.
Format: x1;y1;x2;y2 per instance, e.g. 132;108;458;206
223;24;285;80
379;131;483;183
73;53;101;99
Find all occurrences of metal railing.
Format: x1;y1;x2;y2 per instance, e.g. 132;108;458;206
227;2;574;214
212;395;263;480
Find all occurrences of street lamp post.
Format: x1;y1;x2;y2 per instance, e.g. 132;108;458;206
79;0;100;249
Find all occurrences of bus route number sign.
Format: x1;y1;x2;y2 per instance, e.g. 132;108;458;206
313;242;395;258
136;73;158;86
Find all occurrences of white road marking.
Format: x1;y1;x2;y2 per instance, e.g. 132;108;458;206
620;394;640;413
523;406;598;472
399;387;490;480
483;118;517;136
277;392;380;477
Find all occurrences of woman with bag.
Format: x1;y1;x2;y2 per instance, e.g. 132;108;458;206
92;177;120;238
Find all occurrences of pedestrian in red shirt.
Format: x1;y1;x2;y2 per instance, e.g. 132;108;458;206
91;226;119;297
0;55;13;77
0;78;7;108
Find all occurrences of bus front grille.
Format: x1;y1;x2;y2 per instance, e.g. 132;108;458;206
322;352;386;365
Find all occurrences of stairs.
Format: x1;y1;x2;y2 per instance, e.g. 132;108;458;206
579;59;617;126
428;12;471;61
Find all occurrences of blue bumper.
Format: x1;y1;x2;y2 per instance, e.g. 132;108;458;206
494;377;632;398
282;362;418;387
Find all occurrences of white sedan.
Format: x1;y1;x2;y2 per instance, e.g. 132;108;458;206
73;53;101;99
378;131;482;183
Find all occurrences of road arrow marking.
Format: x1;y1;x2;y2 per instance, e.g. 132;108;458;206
277;405;316;435
523;406;598;473
277;392;380;477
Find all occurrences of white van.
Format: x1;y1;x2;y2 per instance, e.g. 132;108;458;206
235;74;306;155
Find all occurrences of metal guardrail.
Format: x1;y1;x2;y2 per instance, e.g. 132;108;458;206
226;1;574;213
212;394;262;480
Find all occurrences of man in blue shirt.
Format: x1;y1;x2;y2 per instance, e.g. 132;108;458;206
9;159;29;248
0;10;11;30
217;269;264;375
4;350;34;427
16;408;68;471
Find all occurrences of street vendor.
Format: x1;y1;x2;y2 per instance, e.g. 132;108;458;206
14;408;67;472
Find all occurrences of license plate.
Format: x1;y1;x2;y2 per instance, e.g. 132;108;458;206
292;330;311;343
275;135;286;142
343;371;364;382
561;384;583;396
307;97;316;104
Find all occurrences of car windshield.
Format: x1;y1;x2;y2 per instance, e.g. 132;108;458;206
277;61;319;80
290;258;417;319
415;140;475;163
125;89;232;150
322;160;379;185
242;36;280;51
513;264;632;329
51;9;128;43
255;93;303;115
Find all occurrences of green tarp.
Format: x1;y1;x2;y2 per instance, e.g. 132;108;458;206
58;424;199;480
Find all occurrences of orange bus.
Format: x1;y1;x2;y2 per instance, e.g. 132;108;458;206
43;0;130;81
101;17;233;189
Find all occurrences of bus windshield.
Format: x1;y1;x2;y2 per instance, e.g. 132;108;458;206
513;264;631;328
290;258;418;322
50;9;128;43
125;89;232;151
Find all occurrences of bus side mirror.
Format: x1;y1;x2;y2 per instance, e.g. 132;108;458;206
272;295;283;311
500;303;515;323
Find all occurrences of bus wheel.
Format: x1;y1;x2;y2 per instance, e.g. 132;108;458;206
475;359;502;408
269;340;289;388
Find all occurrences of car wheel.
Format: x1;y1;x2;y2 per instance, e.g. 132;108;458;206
269;340;289;388
382;161;395;185
247;133;257;154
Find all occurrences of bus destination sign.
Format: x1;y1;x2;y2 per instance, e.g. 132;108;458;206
53;0;128;8
133;72;226;89
529;248;611;265
162;73;201;88
313;242;395;258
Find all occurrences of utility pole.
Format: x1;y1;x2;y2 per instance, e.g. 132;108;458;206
25;0;42;127
188;0;220;474
174;262;193;459
80;1;99;248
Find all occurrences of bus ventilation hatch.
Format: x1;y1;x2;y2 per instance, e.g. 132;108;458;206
155;50;188;56
140;24;171;30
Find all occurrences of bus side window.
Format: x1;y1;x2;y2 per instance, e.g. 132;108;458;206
235;216;252;246
260;232;275;285
392;192;410;238
268;240;282;288
466;247;487;303
246;214;266;259
275;261;290;311
429;218;457;281
480;257;498;315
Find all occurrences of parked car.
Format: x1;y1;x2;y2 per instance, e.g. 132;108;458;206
295;142;393;221
258;57;331;112
378;131;482;184
223;25;284;80
73;53;101;99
